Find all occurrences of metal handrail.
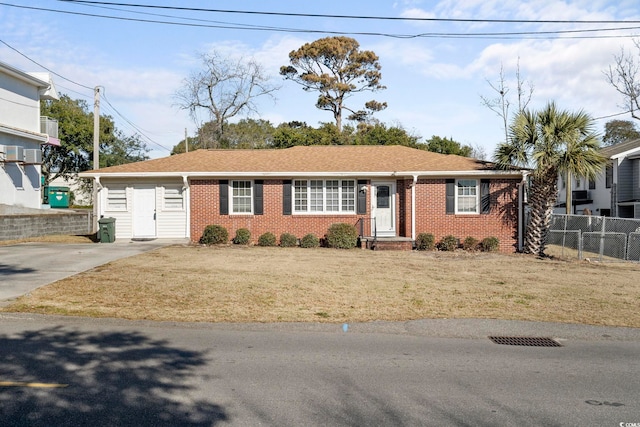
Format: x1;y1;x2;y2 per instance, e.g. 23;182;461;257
355;216;377;245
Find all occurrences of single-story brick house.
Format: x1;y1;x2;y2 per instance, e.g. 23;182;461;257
80;145;526;251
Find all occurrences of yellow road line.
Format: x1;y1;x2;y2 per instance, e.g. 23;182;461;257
0;381;68;388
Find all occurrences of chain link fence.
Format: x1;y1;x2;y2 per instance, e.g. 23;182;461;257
546;214;640;262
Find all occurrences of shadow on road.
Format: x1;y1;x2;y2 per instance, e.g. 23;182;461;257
0;264;36;275
0;326;227;426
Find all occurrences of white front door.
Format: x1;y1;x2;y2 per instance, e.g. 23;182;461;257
133;187;157;238
372;181;395;237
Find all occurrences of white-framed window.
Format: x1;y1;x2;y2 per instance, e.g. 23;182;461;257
106;187;127;211
293;179;356;213
231;180;252;214
163;186;184;210
456;179;479;214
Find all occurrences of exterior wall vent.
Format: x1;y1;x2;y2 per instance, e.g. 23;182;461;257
23;149;43;165
5;146;24;162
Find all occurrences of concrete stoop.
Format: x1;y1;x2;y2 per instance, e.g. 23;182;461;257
359;237;414;251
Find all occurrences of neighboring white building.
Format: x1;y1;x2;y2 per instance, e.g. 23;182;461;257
48;174;92;206
555;139;640;218
0;61;59;209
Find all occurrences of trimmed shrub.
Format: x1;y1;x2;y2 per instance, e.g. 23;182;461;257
438;235;458;252
326;223;358;249
480;236;500;252
257;232;277;247
415;233;435;251
463;236;479;251
233;228;251;245
300;233;320;248
280;233;298;247
200;225;228;245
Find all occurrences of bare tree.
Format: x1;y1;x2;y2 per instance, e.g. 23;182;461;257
480;58;534;145
175;52;279;148
605;40;640;121
470;143;488;161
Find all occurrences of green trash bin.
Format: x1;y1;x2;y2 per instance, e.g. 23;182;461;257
48;186;70;208
98;217;116;243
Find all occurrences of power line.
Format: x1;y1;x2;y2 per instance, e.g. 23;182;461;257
54;0;307;32
0;38;171;152
1;2;638;40
594;110;633;120
101;90;171;152
0;38;94;90
56;0;640;25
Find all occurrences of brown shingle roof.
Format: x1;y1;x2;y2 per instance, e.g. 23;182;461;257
83;145;502;175
600;138;640;158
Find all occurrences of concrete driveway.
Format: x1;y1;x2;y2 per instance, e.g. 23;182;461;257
0;239;188;304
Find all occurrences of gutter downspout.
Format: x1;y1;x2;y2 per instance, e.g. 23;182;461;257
411;175;418;241
518;170;528;252
92;176;103;234
182;175;190;240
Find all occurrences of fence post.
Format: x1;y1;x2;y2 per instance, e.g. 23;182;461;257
599;216;606;262
561;215;568;258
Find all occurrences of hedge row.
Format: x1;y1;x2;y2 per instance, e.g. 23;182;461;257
199;224;344;249
415;233;499;252
200;224;499;252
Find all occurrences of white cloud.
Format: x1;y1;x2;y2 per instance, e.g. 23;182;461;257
468;36;637;117
400;8;437;19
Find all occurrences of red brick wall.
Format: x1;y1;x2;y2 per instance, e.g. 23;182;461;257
190;179;369;244
190;177;520;252
413;178;520;252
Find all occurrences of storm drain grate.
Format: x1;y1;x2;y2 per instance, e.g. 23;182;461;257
488;336;562;347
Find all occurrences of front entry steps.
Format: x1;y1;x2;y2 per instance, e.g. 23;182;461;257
359;236;414;251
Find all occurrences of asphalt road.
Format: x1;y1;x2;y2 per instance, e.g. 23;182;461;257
0;314;638;426
0;239;187;303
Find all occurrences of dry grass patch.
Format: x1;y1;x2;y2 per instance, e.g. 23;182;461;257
3;246;640;327
0;235;95;246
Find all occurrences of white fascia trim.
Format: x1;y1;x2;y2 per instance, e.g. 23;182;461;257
80;170;524;179
401;170;523;178
0;125;48;143
611;148;640;160
0;62;50;88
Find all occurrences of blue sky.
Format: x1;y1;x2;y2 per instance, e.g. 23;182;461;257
1;0;639;159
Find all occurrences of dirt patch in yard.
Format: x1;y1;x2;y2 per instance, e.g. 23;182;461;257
3;246;640;327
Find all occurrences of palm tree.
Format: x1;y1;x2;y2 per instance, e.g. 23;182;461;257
494;102;606;256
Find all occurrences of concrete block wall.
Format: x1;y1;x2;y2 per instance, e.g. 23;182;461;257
0;210;92;241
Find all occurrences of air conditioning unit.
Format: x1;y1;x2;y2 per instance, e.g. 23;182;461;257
23;149;43;165
5;146;24;162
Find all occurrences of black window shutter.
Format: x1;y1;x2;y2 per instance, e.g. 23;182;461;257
219;180;229;215
445;179;455;214
254;180;263;215
481;179;491;214
283;180;292;215
357;180;367;214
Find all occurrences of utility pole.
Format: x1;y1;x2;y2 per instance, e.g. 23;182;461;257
185;127;188;153
92;87;100;234
93;87;100;169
